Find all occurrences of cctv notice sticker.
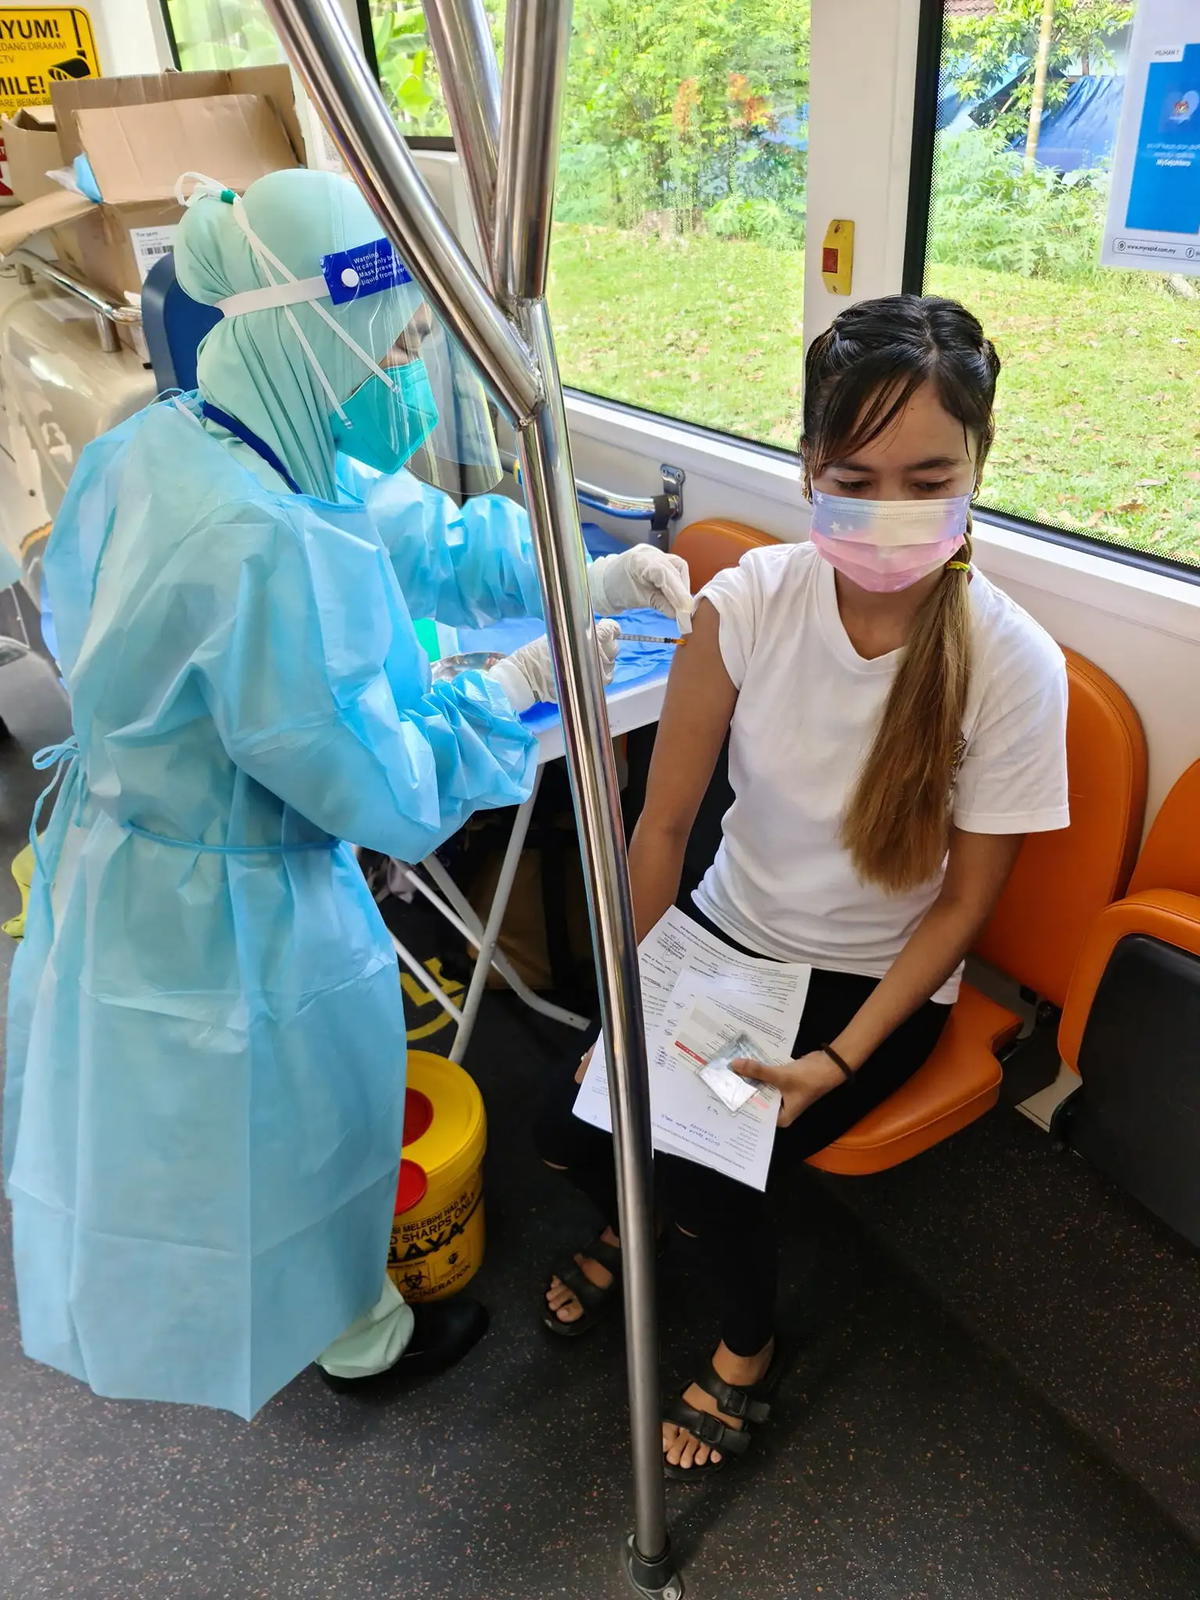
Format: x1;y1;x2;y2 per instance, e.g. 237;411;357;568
0;9;100;118
1102;0;1200;274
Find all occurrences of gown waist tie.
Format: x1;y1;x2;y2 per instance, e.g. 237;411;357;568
31;740;338;857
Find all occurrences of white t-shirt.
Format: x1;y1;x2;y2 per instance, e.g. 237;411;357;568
692;542;1069;1003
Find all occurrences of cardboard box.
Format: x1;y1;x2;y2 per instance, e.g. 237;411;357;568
0;106;63;204
0;66;305;300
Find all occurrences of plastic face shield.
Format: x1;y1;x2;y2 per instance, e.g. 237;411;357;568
400;313;503;497
190;174;502;496
311;242;503;493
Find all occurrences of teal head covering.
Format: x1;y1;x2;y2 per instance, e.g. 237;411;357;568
175;168;425;501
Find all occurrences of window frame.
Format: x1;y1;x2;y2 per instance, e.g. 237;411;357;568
159;0;182;68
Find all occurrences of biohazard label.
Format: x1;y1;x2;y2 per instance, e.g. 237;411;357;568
388;1180;483;1300
0;9;100;117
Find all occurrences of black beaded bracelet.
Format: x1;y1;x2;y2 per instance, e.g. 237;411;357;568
821;1043;855;1081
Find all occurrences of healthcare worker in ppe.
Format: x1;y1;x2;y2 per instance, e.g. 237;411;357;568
3;167;692;1420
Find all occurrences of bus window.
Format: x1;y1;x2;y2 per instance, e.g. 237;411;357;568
162;0;285;69
549;0;811;447
922;0;1199;571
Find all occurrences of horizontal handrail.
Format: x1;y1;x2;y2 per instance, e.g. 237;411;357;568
8;249;142;355
500;449;684;529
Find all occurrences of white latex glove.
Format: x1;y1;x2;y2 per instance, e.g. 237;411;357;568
587;546;695;635
487;620;621;712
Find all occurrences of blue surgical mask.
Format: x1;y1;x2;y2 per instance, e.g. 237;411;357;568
332;359;439;475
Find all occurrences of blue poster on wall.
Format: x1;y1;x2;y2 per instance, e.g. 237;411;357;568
1102;0;1200;273
1125;42;1200;232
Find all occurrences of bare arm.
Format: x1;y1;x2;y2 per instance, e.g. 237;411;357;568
575;601;735;1080
741;828;1024;1124
627;599;738;941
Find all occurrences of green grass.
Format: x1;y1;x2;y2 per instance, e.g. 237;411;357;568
549;224;1200;564
548;225;806;451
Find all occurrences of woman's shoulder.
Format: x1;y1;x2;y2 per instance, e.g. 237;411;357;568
700;537;817;604
968;570;1066;697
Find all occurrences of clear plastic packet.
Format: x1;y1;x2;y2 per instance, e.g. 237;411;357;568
699;1031;775;1113
430;651;505;683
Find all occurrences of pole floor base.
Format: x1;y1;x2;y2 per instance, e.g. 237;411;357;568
623;1535;684;1599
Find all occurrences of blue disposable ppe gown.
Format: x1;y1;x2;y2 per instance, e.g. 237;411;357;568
3;396;541;1417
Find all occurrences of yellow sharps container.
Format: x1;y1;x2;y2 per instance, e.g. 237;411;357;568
388;1051;487;1302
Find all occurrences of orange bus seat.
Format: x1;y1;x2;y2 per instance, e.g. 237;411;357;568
673;519;778;592
1058;890;1200;1075
972;648;1146;1011
807;983;1023;1176
809;650;1146;1175
1053;756;1200;1240
1127;759;1200;899
1060;755;1200;1073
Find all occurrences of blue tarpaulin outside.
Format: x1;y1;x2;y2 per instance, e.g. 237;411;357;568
938;70;1124;172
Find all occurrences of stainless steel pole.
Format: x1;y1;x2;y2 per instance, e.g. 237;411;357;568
263;0;540;419
493;0;565;302
422;0;502;276
516;304;678;1598
492;0;675;1587
264;0;680;1590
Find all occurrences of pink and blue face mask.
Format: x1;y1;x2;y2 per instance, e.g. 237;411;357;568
809;488;970;593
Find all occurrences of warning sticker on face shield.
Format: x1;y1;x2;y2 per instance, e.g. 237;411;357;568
322;238;414;305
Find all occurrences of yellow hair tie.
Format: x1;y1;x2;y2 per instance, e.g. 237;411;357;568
946;561;971;573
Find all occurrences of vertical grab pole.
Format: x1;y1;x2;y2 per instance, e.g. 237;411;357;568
514;320;678;1598
263;0;680;1591
264;0;540;418
422;0;502;281
492;2;676;1593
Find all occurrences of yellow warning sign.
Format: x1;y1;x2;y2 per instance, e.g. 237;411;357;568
0;8;100;117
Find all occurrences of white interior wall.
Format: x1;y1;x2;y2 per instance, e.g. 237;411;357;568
803;0;921;344
90;0;173;74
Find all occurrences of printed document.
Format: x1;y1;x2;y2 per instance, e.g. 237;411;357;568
573;907;811;1190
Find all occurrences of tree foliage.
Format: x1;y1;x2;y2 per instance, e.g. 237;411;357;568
560;0;809;238
168;0;284;70
944;0;1133;145
930;127;1110;279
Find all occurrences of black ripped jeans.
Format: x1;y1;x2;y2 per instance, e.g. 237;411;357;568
534;902;950;1357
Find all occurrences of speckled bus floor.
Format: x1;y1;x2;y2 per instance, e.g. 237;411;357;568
1;649;1197;1600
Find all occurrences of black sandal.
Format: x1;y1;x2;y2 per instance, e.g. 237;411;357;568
662;1352;782;1480
541;1234;623;1339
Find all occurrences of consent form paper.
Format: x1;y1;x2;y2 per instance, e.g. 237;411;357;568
573;907;811;1190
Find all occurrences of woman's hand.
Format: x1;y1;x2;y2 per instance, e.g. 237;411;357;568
575;1043;596;1084
731;1050;848;1127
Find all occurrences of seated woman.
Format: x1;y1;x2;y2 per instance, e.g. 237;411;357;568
534;294;1070;1477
